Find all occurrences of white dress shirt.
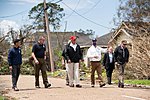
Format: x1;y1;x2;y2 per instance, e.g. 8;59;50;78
109;53;113;63
70;43;77;51
87;45;107;61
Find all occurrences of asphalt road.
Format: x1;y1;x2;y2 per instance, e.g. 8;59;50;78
0;75;150;100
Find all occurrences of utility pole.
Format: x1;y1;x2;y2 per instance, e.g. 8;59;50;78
44;0;54;72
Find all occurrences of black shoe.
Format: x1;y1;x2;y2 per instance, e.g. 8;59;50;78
35;86;41;88
69;84;74;87
76;84;82;88
45;83;51;88
100;83;106;87
108;83;112;85
13;87;19;91
66;83;69;86
91;85;94;87
120;83;124;88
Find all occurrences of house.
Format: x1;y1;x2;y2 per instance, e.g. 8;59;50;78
108;21;150;57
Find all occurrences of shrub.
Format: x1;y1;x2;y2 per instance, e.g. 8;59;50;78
21;60;34;75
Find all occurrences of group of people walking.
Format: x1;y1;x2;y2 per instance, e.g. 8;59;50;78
62;36;129;88
8;35;129;91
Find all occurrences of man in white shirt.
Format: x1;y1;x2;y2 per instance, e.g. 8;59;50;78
87;39;107;87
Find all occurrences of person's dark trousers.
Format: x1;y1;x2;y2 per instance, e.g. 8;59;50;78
12;65;21;88
106;63;114;84
106;68;113;84
34;58;49;87
91;61;104;85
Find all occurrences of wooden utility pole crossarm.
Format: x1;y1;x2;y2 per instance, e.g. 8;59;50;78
44;0;54;72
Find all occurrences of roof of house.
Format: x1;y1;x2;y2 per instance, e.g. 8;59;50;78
24;31;91;48
108;21;150;43
84;32;114;47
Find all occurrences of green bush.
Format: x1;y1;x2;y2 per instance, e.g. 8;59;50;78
0;60;10;75
0;58;34;75
21;60;34;75
53;48;64;70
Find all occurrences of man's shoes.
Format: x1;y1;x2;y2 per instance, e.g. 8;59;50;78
69;84;74;87
45;83;51;88
91;84;94;87
108;83;112;85
100;83;106;87
120;83;124;88
118;82;124;88
76;84;82;88
12;87;19;91
66;83;69;86
35;86;41;88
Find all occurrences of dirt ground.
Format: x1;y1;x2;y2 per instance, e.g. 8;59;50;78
0;75;150;100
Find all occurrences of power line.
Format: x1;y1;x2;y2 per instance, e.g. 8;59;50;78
82;0;102;15
0;10;28;18
61;2;112;29
64;0;80;19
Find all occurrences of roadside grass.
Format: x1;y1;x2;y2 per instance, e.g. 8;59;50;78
114;80;150;86
0;96;7;100
0;96;4;100
47;69;150;86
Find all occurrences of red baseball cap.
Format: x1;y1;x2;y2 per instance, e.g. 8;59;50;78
70;36;76;41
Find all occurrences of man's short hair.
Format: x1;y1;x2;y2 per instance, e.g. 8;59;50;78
121;40;127;44
39;36;45;40
13;39;20;44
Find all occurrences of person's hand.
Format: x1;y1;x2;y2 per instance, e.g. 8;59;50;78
35;59;39;64
62;62;65;66
80;59;84;62
94;56;98;58
68;60;71;63
115;62;119;65
44;56;46;60
9;66;12;71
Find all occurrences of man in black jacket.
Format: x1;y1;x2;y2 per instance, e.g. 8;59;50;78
64;36;83;88
114;40;129;88
103;46;115;85
8;39;22;91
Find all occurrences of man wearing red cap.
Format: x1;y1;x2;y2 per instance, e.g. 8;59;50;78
63;36;83;88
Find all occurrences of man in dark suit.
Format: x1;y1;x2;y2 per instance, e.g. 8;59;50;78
114;40;129;88
103;46;115;85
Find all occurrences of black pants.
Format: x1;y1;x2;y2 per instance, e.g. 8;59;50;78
106;63;114;84
12;65;20;88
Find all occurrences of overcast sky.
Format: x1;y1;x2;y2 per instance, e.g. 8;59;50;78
0;0;120;36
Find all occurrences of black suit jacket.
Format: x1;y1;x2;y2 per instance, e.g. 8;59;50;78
103;52;115;70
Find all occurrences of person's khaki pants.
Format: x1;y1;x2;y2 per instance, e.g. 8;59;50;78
116;63;126;84
91;61;103;85
67;63;80;85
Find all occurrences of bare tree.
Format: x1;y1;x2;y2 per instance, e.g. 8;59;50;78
127;22;150;79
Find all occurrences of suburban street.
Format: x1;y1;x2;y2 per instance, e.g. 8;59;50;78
0;75;150;100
